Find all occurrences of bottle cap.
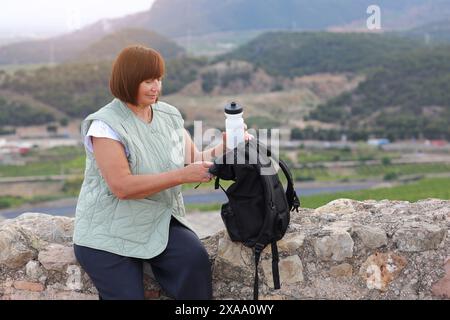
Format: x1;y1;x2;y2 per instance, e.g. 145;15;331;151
224;101;243;115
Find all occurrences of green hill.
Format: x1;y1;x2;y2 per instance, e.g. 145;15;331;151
217;31;422;77
0;56;208;125
216;31;450;140
75;28;185;62
0;96;55;126
1;61;112;119
2;0;450;65
1;30;450;141
309;46;450;140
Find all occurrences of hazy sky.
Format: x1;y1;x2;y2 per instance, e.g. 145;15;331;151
0;0;156;37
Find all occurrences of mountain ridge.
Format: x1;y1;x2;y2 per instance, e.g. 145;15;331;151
2;0;450;65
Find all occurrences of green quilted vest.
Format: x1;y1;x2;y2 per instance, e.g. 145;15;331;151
73;98;198;259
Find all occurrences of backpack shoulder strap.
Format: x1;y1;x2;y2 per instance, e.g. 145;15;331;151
278;159;300;212
271;240;281;290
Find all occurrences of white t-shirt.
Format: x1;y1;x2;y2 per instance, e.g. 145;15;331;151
84;119;130;157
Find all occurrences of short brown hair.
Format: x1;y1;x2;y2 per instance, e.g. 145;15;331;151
109;45;165;105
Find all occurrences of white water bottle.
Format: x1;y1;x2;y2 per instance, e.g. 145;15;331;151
225;101;245;150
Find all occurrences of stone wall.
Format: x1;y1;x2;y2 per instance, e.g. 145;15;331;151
0;199;449;300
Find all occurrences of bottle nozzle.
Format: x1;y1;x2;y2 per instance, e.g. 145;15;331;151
225;101;243;114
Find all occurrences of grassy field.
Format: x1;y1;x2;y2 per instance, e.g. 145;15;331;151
11;158;450;191
0;146;85;177
1;176;449;212
300;177;450;209
292;163;450;182
296;146;401;163
0;194;69;210
3;146;449;181
185;177;450;212
1;145;449;211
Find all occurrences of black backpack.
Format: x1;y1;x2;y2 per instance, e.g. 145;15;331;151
208;139;300;300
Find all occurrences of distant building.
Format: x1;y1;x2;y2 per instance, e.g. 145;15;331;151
0;139;32;155
429;140;447;147
367;138;390;146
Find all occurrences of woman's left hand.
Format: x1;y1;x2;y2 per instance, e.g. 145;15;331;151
244;123;255;141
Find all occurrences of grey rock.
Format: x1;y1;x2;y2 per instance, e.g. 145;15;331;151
352;225;388;249
12;212;74;245
314;231;354;261
38;244;76;271
0;223;37;268
25;260;45;280
66;265;83;291
330;263;353;277
394;222;446;252
262;255;304;288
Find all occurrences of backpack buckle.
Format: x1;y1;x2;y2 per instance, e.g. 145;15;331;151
291;194;300;212
214;177;220;190
254;243;265;253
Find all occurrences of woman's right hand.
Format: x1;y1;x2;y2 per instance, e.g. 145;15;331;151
181;161;214;184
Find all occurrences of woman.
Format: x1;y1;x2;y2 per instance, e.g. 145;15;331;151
73;45;251;300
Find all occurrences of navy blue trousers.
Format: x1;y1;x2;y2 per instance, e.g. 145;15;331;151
73;216;213;300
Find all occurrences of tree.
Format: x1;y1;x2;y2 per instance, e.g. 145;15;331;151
59;118;69;127
46;125;58;134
